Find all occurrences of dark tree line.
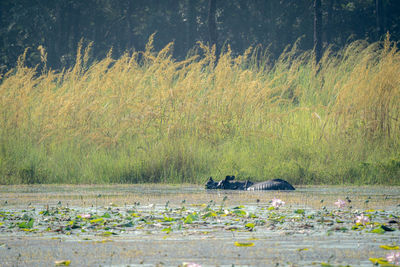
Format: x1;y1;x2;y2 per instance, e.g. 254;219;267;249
1;0;399;71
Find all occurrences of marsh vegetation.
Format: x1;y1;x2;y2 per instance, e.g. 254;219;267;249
1;36;399;185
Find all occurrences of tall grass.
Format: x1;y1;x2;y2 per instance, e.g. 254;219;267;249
1;35;399;185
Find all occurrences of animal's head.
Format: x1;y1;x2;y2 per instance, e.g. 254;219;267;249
225;175;235;181
216;176;234;189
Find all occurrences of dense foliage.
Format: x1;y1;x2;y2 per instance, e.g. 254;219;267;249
1;0;400;71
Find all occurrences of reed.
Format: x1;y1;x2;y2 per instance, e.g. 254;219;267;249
1;35;399;184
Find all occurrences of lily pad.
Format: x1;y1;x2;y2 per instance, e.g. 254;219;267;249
55;260;71;266
234;241;254;247
380;245;400;250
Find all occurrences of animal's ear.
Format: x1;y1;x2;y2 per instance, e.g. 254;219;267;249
208;177;214;182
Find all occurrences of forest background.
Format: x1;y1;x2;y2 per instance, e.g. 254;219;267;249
0;0;399;185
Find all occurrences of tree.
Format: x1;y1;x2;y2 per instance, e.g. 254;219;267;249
185;0;196;52
208;0;218;59
314;0;322;64
325;0;334;45
376;0;385;39
1;0;400;72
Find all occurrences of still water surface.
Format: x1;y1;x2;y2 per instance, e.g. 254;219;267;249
0;184;399;266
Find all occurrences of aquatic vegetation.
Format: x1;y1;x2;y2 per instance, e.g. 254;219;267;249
0;198;397;241
370;249;400;266
0;191;399;266
234;241;254;247
381;245;400;250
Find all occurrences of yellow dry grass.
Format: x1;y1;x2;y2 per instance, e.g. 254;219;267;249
0;35;399;184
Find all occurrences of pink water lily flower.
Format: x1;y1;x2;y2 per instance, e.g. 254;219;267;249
334;199;346;209
271;198;285;208
387;251;400;265
80;214;91;219
355;214;370;225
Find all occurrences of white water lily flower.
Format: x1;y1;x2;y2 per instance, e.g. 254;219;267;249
387;251;400;265
355;214;370;224
271;198;285;208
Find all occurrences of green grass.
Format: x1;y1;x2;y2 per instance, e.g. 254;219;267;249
0;35;399;185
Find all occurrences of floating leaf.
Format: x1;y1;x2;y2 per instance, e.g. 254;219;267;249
90;218;104;224
184;213;198;224
369;227;386;234
248;213;258;218
296;248;308;252
202;211;217;219
102;213;111;218
369;257;391;265
380;245;400;250
41;210;50;216
162;227;172;234
365;209;385;213
380;225;395;232
55;260;71;266
18;218;34;229
21;228;37;232
225;225;238;231
234;241;254;247
95;239;113;243
245;223;255;229
331;226;348;232
120;221;134;227
232;209;246;216
369;225;394;234
163;216;175;222
100;231;116;237
294;209;305;215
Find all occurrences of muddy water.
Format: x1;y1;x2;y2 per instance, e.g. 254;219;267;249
0;185;399;266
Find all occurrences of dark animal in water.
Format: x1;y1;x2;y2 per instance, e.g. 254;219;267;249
205;177;219;189
205;176;253;190
205;176;295;191
246;179;295;191
217;175;253;190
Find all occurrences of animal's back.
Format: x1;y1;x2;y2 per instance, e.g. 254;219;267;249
247;179;295;191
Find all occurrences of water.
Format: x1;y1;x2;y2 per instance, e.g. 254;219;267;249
0;185;399;266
